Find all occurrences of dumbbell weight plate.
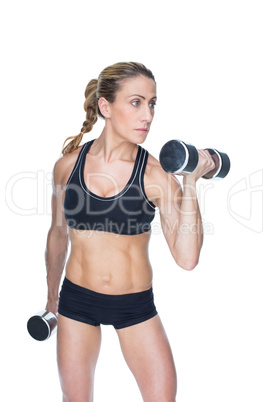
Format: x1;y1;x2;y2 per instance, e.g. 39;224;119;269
159;140;199;174
27;310;57;341
203;148;231;179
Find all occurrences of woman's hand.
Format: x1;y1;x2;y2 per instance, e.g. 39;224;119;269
180;149;215;182
45;298;59;317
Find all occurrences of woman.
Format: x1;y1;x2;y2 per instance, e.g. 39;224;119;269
45;62;214;402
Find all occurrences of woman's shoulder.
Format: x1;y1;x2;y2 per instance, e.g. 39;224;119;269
146;151;170;182
53;144;84;186
145;150;182;204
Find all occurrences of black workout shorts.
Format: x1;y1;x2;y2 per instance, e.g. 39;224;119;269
58;277;158;330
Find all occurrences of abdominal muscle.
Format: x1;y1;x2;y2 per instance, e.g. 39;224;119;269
65;229;153;295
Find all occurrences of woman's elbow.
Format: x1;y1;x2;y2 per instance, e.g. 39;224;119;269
175;255;200;271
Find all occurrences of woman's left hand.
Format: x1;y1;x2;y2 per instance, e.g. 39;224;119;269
183;149;215;182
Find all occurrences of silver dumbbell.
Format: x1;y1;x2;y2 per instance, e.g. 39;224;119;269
159;139;231;179
27;310;57;341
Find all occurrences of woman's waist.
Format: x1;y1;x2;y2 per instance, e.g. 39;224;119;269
65;251;153;295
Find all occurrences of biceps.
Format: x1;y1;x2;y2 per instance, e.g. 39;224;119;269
158;201;181;247
154;175;182;231
160;206;181;231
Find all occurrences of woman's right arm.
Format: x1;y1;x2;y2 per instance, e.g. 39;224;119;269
45;157;69;316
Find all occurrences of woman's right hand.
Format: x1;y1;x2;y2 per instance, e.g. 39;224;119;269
45;298;59;317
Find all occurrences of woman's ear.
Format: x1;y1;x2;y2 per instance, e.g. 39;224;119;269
98;97;111;118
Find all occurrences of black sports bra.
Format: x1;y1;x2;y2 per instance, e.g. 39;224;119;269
64;140;156;235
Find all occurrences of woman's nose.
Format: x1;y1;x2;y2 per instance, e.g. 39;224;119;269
141;105;153;123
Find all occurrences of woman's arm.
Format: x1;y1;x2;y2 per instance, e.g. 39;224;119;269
45;159;69;315
149;150;215;270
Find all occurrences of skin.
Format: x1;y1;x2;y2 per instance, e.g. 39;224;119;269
45;75;215;401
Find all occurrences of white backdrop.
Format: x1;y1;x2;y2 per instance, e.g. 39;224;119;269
1;0;267;401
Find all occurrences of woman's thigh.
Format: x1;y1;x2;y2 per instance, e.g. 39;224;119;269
116;315;177;402
57;314;102;402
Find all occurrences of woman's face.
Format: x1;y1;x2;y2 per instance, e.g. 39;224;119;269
103;75;157;144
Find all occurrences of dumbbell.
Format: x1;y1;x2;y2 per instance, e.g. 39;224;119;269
159;139;231;179
27;310;57;341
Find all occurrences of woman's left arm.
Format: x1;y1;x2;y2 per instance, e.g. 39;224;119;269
151;150;214;270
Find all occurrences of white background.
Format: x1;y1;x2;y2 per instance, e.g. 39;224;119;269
1;0;267;401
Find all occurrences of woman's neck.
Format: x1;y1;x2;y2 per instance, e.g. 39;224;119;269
91;127;138;163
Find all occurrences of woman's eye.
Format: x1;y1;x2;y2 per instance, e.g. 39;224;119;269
132;100;140;107
131;100;156;108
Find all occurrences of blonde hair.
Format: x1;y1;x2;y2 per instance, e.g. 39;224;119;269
62;62;156;154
